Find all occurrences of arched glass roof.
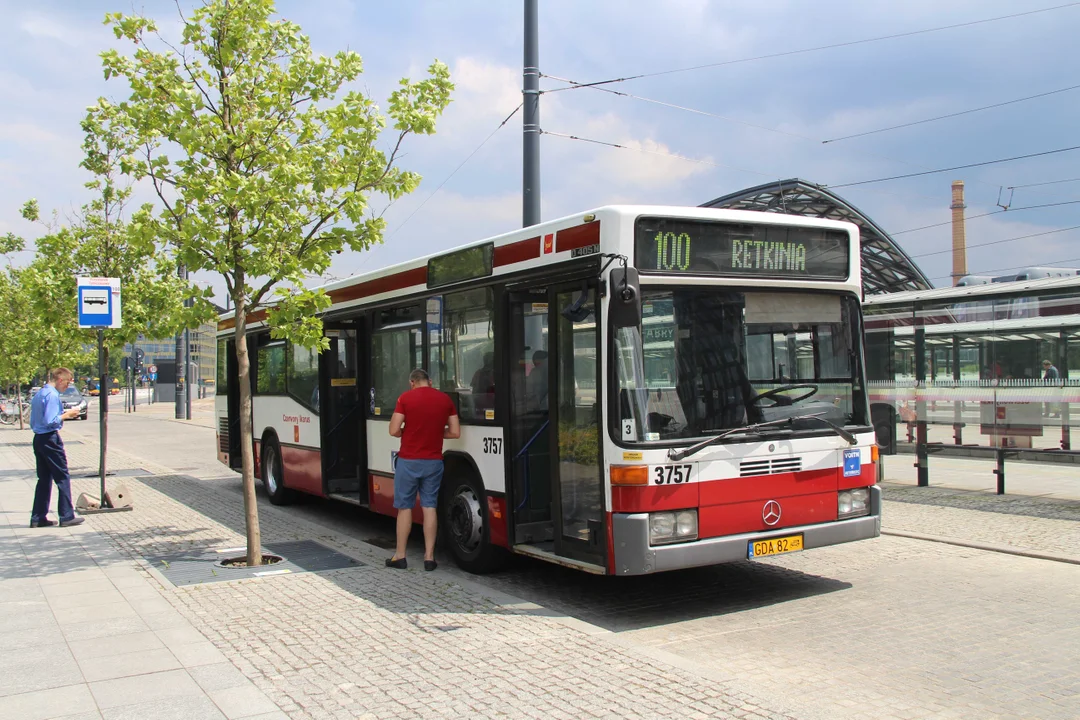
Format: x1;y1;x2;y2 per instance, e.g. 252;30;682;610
701;178;933;295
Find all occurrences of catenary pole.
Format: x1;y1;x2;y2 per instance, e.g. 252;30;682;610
522;0;540;227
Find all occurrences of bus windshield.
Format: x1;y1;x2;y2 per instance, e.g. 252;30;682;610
615;289;869;443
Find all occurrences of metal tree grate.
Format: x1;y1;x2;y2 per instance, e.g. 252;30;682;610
146;539;363;586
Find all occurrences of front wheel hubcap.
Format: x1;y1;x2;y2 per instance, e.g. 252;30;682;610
265;447;278;494
448;486;483;553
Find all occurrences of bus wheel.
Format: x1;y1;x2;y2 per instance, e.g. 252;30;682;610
261;436;295;506
440;472;506;574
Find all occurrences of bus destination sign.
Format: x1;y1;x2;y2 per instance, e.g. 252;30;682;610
634;217;850;280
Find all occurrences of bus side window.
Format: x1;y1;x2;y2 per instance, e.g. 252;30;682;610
371;308;422;417
428;288;495;423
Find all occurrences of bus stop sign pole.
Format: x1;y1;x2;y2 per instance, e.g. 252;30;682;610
76;277;131;514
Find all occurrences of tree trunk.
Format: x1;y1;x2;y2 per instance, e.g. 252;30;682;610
233;284;262;566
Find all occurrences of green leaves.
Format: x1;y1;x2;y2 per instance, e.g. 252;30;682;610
99;0;453;351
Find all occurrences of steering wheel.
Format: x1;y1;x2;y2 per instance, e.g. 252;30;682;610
749;384;818;407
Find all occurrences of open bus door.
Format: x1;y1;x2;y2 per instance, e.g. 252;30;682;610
507;282;606;570
321;321;367;503
224;338;242;470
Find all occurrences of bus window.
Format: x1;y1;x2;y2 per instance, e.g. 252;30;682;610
428;288;496;422
371;311;422;417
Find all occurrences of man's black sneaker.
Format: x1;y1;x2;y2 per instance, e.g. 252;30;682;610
29;519;56;528
59;517;85;527
385;557;407;569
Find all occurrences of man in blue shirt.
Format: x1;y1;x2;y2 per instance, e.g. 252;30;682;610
29;367;84;528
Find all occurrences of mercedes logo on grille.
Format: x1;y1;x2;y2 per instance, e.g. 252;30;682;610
762;500;782;526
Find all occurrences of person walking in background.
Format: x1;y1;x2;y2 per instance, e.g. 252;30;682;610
29;367;84;528
1042;359;1061;418
386;369;460;571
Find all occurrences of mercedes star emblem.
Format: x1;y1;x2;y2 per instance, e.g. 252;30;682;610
762;500;782;526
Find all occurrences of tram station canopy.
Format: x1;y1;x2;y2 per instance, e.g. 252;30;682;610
701;178;932;296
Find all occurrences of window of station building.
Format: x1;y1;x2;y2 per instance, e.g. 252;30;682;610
427;288;496;423
371;306;422;418
256;341;286;394
216;339;228;394
287;341;320;412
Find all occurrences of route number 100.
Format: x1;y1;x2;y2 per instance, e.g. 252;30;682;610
654;231;692;271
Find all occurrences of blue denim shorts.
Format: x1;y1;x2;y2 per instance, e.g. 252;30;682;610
393;458;444;509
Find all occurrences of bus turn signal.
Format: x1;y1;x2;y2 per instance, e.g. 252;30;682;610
611;465;649;486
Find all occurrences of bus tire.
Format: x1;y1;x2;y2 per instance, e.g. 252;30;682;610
261;435;295;506
439;468;507;574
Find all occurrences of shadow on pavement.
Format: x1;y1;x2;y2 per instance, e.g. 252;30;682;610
134;473;851;632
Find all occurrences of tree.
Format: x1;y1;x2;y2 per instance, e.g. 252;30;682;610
102;0;453;565
21;103;209;476
0;220;89;428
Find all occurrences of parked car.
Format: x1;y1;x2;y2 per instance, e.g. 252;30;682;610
59;386;89;420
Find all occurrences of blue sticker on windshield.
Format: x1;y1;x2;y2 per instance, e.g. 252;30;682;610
843;449;861;477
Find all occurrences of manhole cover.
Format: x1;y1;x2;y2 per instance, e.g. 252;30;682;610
146;540;363;586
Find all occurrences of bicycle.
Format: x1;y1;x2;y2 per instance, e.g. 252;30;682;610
0;398;17;425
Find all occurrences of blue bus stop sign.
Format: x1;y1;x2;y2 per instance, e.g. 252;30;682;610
77;277;121;329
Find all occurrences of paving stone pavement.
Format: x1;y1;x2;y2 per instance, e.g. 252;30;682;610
0;455;287;719
6;421;1080;720
1;428;799;720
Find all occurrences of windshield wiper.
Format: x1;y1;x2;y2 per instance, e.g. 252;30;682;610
668;418;793;461
668;413;856;462
791;413;857;445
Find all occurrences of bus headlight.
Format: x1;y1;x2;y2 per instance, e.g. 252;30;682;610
838;488;871;519
649;510;698;545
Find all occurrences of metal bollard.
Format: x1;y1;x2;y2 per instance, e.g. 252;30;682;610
994;447;1006;495
915;421;929;487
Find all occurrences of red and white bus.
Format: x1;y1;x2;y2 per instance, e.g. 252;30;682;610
216;205;880;575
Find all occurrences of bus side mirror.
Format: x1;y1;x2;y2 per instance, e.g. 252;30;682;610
609;267;641;328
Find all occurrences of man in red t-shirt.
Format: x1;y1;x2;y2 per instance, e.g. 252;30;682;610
387;368;460;571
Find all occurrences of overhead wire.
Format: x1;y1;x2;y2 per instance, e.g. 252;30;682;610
1010;177;1080;189
826;146;1080;188
542;76;1080;204
337;103;522;278
909;224;1080;259
891;201;1080;235
540;3;1080;92
929;257;1080;281
821;84;1080;143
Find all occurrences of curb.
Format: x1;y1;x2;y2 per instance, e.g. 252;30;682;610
882;529;1080;566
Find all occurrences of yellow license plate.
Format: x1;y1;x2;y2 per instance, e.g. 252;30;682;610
748;534;804;559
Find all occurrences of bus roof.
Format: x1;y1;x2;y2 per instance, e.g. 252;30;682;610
864;274;1080;308
217;204;860;327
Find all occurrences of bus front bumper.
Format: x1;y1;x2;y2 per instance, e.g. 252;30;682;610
611;486;882;575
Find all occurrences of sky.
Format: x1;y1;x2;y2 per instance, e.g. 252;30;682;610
2;0;1079;303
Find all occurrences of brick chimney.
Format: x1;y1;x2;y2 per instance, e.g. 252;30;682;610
950;180;967;286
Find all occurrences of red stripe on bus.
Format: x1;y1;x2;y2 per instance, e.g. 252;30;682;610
699;491;838;539
611;484;698;513
218;309;267;332
331;266;429;305
279;445;324;497
555;221;599;252
839;463;877;490
486;496;509;548
494;236;541;266
697;468;837;506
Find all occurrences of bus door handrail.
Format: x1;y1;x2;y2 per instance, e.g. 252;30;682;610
514;419;549;511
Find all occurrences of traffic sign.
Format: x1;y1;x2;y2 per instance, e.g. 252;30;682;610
77;277;121;329
147;364;158;374
148;372;157;382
